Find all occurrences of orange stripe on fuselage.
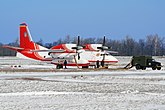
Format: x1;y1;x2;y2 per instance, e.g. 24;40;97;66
34;44;44;60
84;44;97;51
18;43;44;61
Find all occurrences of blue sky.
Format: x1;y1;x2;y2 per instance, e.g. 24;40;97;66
0;0;165;43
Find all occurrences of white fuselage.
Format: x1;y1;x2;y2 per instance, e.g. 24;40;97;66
50;44;118;66
16;44;118;66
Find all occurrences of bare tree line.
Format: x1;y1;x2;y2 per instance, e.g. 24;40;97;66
0;34;165;56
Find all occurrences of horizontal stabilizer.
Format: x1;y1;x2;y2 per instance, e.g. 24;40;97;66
2;45;24;51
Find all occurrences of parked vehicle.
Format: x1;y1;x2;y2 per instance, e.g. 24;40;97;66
125;56;162;70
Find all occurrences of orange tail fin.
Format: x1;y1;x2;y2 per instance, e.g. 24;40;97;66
20;23;35;49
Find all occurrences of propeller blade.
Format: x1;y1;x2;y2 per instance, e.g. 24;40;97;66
97;36;107;51
103;36;106;46
78;53;80;60
73;55;79;69
78;36;80;46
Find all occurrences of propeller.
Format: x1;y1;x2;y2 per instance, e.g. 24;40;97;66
72;36;83;60
97;36;111;51
71;36;84;69
97;36;115;67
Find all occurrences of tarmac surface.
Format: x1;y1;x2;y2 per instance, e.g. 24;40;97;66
0;56;165;110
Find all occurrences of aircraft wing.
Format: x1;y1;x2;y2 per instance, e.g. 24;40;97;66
30;49;65;53
107;51;118;54
2;45;24;51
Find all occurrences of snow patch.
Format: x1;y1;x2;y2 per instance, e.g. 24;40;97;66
0;91;100;97
121;90;139;94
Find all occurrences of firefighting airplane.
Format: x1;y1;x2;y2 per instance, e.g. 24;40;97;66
3;23;118;68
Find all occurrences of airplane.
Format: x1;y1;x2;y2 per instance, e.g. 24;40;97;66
3;23;118;68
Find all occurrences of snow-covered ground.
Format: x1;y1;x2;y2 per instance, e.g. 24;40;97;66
0;56;165;110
